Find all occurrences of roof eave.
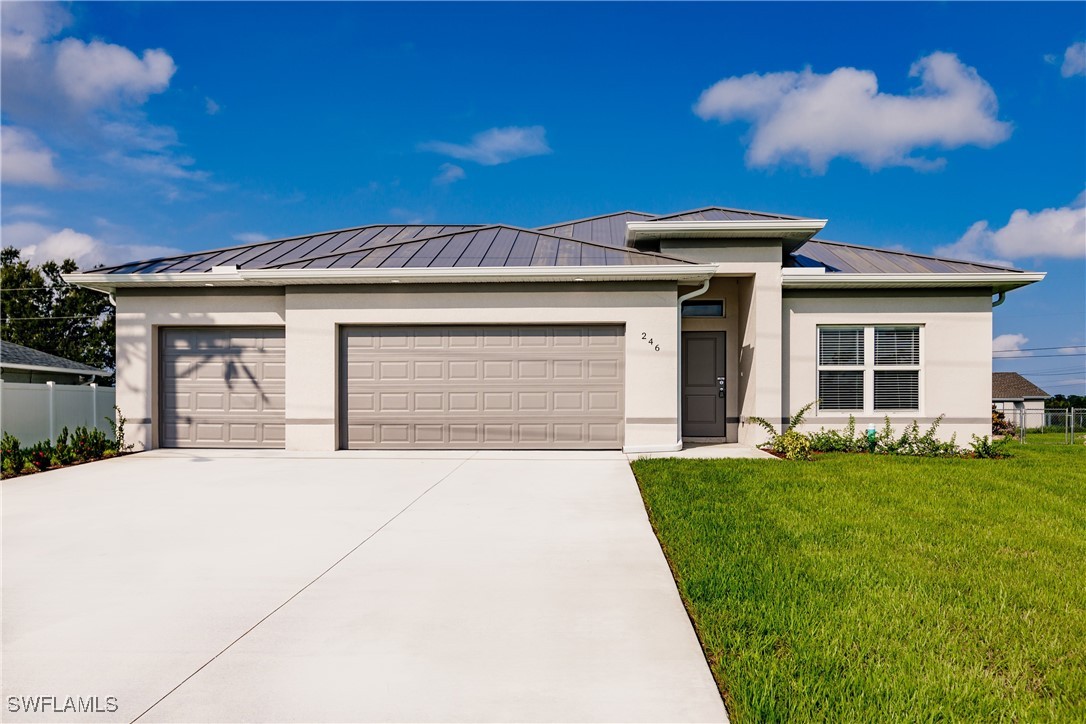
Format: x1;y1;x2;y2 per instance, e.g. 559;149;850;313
781;271;1046;293
0;361;110;376
626;219;828;244
63;264;719;292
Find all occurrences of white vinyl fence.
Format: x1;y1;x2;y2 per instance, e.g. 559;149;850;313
0;381;116;444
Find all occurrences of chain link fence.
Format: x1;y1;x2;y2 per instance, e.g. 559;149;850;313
1013;408;1086;445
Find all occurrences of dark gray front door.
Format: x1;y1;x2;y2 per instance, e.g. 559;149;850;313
682;331;727;438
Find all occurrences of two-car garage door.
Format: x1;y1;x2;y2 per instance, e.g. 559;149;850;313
160;325;625;450
340;325;625;449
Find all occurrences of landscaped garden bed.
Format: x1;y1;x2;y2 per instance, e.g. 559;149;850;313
632;441;1086;721
1;408;134;479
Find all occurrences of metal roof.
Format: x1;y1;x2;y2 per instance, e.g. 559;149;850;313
87;204;1035;277
536;211;658;248
93;225;483;274
992;372;1050;400
255;225;692;269
788;239;1025;275
649;205;808;222
0;340;109;375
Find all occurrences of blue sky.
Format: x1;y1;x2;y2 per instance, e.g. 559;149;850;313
2;2;1084;393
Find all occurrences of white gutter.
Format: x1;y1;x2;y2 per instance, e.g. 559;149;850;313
62;264;719;293
627;219;828;244
673;279;713;450
781;271;1045;293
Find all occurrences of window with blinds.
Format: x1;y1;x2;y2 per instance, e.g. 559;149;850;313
874;371;920;410
875;328;920;366
819;328;864;365
816;325;921;413
819;371;864;410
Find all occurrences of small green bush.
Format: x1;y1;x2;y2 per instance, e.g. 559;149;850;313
749;401;816;460
53;426;75;466
71;425;107;462
970;434;1010;459
28;440;54;471
2;432;25;476
809;416;867;454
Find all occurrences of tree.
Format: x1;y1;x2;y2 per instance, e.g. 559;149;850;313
1;247;115;384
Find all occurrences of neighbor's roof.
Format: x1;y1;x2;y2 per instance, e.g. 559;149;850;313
992;372;1051;400
0;340;109;376
788;239;1024;275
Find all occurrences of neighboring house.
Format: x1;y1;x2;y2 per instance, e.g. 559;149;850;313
65;205;1045;452
0;340;110;384
992;372;1050;415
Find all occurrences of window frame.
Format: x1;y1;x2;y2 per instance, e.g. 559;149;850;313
816;325;923;415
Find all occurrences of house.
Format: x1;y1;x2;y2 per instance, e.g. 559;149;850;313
0;340;110;384
992;372;1050;415
64;206;1045;452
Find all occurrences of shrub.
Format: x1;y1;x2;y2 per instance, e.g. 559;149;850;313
28;440;54;471
53;426;75;466
71;425;107;462
2;433;25;476
970;434;1010;459
107;406;134;454
809;415;867;454
992;406;1015;436
749;401;816;460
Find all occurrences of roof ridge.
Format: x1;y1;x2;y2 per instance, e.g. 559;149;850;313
0;340;108;373
650;204;807;221
256;224;695;269
535;210;659;229
802;238;1032;273
92;223;487;273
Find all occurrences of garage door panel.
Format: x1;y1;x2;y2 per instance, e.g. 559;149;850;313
341;325;624;449
160;328;285;448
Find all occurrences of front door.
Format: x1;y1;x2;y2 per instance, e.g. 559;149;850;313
681;331;727;438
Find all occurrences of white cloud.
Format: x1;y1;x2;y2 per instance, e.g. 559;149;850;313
420;126;551;165
54;38;175;107
936;192;1086;263
0;2;70;60
0;4;200;190
1;125;63;186
205;97;221;115
1062;41;1086;78
9;224;180;270
993;333;1029;354
433;163;466;185
232;232;269;243
694;52;1011;172
3;203;50;218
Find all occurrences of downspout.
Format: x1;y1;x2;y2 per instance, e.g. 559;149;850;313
675;279;713;448
992;291;1006;307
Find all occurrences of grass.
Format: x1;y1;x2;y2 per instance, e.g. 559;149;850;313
632;442;1086;722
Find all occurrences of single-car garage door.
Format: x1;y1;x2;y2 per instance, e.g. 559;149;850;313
160;328;286;448
340;325;624;449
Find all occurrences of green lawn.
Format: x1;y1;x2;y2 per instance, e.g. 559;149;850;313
632;443;1086;722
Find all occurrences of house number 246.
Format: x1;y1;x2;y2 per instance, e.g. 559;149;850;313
641;332;660;352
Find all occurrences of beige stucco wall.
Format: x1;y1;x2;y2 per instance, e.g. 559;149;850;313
116;282;683;453
663;240;783;444
782;290;993;442
115;289;287;450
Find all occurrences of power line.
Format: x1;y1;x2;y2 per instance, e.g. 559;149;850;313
1;315;109;321
994;345;1086;353
994;353;1086;359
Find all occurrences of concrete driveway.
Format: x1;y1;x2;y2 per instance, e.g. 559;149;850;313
2;450;726;723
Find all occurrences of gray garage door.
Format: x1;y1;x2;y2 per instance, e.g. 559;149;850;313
341;325;624;449
160;328;286;448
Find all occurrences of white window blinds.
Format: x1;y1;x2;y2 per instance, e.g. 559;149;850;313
819;328;864;366
874;371;920;410
875;328;920;366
